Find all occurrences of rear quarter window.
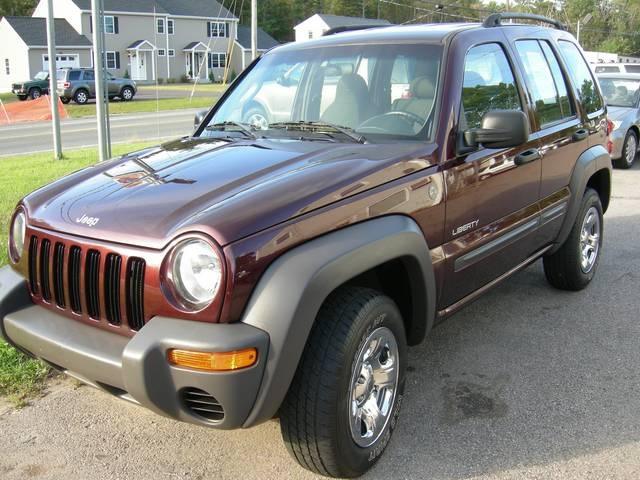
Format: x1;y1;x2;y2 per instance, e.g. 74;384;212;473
558;40;603;114
68;70;81;81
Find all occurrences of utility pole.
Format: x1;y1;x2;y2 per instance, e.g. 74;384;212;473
45;0;62;159
577;13;593;45
251;0;257;60
91;0;111;161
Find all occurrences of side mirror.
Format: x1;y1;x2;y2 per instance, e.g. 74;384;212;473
464;110;529;149
194;109;208;129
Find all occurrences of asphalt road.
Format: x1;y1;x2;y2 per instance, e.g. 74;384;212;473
0;108;201;157
1;166;640;479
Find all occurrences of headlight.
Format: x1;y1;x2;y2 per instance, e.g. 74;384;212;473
9;209;26;263
165;238;223;310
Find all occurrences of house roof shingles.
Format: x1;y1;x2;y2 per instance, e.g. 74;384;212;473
236;25;279;50
69;0;235;19
3;16;92;46
315;14;391;28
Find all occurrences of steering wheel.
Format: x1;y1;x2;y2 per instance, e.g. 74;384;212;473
358;111;425;134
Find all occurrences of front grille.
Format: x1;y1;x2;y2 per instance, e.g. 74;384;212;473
182;388;225;422
27;233;147;334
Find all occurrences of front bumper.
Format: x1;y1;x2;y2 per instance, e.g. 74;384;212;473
0;266;269;430
609;128;626;159
11;87;26;95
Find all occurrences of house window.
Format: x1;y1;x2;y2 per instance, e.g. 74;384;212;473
208;21;227;38
105;51;120;69
157;18;165;34
104;15;118;34
167;19;175;35
158;49;166;57
308;31;313;39
4;59;9;75
208;52;227;68
168;49;175;57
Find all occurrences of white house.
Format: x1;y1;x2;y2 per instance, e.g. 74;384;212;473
293;14;390;42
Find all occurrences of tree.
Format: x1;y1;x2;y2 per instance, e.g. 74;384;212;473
0;0;37;17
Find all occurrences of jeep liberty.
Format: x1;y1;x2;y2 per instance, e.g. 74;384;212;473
1;13;611;478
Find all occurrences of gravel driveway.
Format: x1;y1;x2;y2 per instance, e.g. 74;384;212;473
1;166;639;480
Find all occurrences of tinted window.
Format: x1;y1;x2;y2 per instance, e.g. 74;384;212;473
68;70;81;81
83;70;95;81
598;77;640;107
595;66;620;73
540;42;573;118
558;41;603;114
515;40;573;126
625;64;640;73
462;43;521;129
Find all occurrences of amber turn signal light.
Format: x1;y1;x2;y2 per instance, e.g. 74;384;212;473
167;348;257;372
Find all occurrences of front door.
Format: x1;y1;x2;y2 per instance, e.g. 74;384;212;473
133;52;147;81
440;38;542;309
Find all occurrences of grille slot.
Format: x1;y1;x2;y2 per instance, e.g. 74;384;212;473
39;239;52;302
104;254;122;325
28;236;38;294
68;246;82;314
126;258;146;331
182;388;224;422
52;243;66;308
85;250;101;319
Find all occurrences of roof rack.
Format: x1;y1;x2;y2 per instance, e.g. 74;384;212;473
483;12;568;31
323;25;388;36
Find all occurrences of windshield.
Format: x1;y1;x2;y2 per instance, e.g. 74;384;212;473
34;71;48;80
598;77;640;107
203;43;442;142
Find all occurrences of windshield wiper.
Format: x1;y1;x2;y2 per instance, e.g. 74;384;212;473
205;121;257;139
269;121;366;144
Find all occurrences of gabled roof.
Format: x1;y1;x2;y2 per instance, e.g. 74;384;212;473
236;25;279;51
2;16;92;46
297;14;391;29
69;0;236;19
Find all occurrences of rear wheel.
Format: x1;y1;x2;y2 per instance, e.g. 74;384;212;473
120;86;134;101
280;286;407;478
28;87;42;100
73;89;89;105
614;130;637;169
543;188;603;290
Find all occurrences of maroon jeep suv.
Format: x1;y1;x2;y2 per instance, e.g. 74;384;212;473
1;13;611;478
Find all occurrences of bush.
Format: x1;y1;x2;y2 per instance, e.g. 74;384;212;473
123;69;130;79
228;70;237;83
180;74;190;84
208;71;215;83
157;77;165;85
166;77;177;84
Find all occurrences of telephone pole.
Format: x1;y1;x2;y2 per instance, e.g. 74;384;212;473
251;0;257;60
91;0;111;161
45;0;62;159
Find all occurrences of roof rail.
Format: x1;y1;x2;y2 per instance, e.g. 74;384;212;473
323;24;388;36
483;12;568;31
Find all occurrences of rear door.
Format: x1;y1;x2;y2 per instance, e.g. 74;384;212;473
82;70;96;97
440;32;542;309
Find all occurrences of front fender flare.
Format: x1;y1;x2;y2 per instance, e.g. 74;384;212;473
240;215;435;427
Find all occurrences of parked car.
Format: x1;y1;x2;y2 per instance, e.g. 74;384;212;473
57;68;137;105
593;63;640;74
597;73;640;168
11;71;49;101
1;13;612;478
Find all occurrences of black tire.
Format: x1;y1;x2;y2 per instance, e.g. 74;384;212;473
543;188;603;291
280;286;407;478
243;104;269;129
73;89;89;105
60;97;70;104
614;130;637;169
17;95;27;101
28;87;42;100
120;86;135;101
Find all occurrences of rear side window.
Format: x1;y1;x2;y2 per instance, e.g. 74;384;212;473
558;41;603;114
594;65;620;73
68;70;81;81
461;43;521;129
83;70;95;81
625;65;640;73
515;40;573;127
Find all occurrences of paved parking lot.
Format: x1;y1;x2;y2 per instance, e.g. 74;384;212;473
1;165;639;480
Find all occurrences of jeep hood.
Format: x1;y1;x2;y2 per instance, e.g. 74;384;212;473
24;137;436;249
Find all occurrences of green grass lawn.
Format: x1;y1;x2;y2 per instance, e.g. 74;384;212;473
137;83;228;93
67;96;217;118
0;142;156;405
0;92;17;104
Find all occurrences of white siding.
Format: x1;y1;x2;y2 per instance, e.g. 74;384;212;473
0;19;30;92
293;14;329;42
32;0;84;34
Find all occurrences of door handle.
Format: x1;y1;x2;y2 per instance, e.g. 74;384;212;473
572;128;589;141
514;148;541;166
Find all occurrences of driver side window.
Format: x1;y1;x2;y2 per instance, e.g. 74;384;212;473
462;43;521;129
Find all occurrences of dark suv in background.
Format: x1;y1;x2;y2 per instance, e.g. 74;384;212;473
1;13;611;478
57;67;137;104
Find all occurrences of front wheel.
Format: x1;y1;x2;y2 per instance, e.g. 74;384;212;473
29;88;42;100
120;86;135;101
280;287;407;478
543;188;603;290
